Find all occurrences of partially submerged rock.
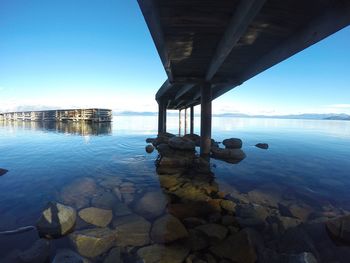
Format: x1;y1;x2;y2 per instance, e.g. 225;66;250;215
0;168;8;176
222;138;242;149
145;145;154;153
211;147;246;163
78;207;112;227
150;214;188;243
70;228;116;258
255;143;269;149
168;136;195;151
36;202;77;238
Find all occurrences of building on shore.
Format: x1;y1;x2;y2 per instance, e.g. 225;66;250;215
0;109;112;122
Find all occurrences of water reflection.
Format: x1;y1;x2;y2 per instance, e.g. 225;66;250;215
0;120;112;136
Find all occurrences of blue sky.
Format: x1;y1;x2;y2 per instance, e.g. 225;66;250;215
0;0;349;115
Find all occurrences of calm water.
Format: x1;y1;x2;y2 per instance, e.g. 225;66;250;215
0;116;350;262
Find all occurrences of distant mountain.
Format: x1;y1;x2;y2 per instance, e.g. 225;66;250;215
114;111;350;120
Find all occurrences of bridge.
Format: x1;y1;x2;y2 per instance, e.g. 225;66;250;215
138;0;350;158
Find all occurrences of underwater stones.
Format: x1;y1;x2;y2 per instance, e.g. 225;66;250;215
159;156;194;168
145;145;155;153
98;177;122;189
220;200;236;213
134;191;168;220
325;215;350;245
52;249;84;263
113;202;132;217
137;244;189;263
288;203;312;222
70;228;116;258
60;177;98;209
78;207;112;227
36;201;76;238
195;223;228;241
168;202;218;219
115;214;151;246
172;183;210;202
255;143;269;149
158;173;183;190
0;168;8;176
17;239;50;263
186;229;209;251
222;138;242;149
91;191;120;210
150;214;188;243
247;189;279;208
103;247;122;263
211;147;246;162
210;229;257;263
168;136;195;151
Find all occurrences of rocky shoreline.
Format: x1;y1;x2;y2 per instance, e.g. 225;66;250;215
2;133;350;262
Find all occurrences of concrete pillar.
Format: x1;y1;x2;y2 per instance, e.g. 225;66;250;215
184;108;188;135
190;106;194;134
200;82;212;159
178;109;182;136
158;100;166;134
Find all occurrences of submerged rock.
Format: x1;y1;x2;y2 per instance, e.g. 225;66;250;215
137;244;189;263
150;214;188;243
70;228;116;258
222;138;242;149
36;201;76;238
326;215;350;245
103;247;122;263
145;145;155;153
52;249;84;263
115;214;151;246
17;239;50;263
211;147;246;163
255;143;269;149
134;191;168;220
78;207;112;227
195;223;228;241
0;168;8;176
91;191;120;210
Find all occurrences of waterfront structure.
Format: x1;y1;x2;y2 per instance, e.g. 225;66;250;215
0;109;112;122
138;0;350;158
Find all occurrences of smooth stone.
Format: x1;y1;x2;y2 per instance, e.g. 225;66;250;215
137;244;189;263
52;249;84;263
186;229;209;251
145;145;155;153
103;247;122;263
325;215;350;245
247;189;279;208
113;213;146;227
91;191;120;210
0;168;8;176
183;217;207;228
183;133;201;146
255;143;269;149
17;239;50;263
150;214;188;243
168;136;195;151
158;174;183;190
79;207;112;227
222;138;242;149
220;200;236;213
36;202;76;238
172;183;211;202
211;147;246;162
278;216;302;232
60;177;98;209
98;177;123;189
113;202;132;217
210;229;257;263
133;191;168;220
168;202;218;219
288;203;312;222
70;228;116;258
221;215;239;226
115;214;151;246
195;224;228;240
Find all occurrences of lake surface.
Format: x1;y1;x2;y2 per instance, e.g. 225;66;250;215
0;116;350;262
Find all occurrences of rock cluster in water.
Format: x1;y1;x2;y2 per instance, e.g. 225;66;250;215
3;132;350;262
0;168;8;176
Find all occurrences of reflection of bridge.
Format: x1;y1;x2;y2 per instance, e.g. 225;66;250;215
0;109;112;122
138;0;350;157
0;120;112;136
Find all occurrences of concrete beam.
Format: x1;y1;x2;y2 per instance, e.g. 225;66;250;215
205;0;266;81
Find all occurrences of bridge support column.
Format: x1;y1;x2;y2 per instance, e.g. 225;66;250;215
184;108;188;135
190;106;194;134
178;109;182;136
200;82;212;159
158;100;166;134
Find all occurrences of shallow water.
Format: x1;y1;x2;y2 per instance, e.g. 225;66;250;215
0;116;349;262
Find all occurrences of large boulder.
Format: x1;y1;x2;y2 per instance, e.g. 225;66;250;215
150;214;189;243
69;228;116;258
326;215;350;245
168;137;195;151
222;138;242;149
78;207;113;227
183;134;201;146
133;191;168;220
137;244;189;263
211;147;246;163
36;202;77;238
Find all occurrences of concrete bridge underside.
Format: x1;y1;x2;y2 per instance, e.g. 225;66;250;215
138;0;350;158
